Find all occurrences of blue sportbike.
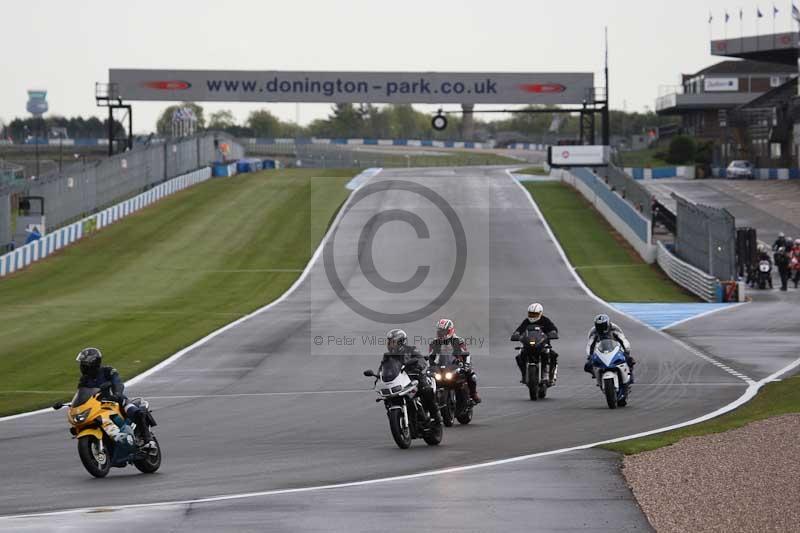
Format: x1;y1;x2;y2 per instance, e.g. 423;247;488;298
589;339;632;409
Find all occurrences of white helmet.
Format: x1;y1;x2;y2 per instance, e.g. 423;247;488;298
527;303;543;321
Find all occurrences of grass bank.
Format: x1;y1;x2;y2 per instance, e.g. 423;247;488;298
524;182;695;302
515;166;549;176
616;148;668;167
603;375;800;454
0;168;353;415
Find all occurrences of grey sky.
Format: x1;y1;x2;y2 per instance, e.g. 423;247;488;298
2;0;796;133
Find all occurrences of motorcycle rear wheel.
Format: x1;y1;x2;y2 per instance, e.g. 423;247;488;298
78;435;111;478
604;378;618;409
133;434;162;473
388;409;412;449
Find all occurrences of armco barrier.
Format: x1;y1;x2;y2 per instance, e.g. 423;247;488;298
241;138;490;149
0;167;212;278
559;168;656;263
656;242;720;302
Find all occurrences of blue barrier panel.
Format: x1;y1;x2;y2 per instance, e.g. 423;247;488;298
331;138;347;145
769;168;778;180
652;167;676;179
393;139;408;146
571;168;649;243
364;138;378;145
255;138;275;145
421;140;433;147
464;142;475;148
444;141;455;148
791;168;800;179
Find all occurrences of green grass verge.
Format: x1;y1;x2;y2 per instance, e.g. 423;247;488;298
0;168;354;415
617;148;668;168
515;166;549;176
603;375;800;454
525;182;696;302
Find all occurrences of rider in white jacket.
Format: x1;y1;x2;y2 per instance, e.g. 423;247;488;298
584;314;636;382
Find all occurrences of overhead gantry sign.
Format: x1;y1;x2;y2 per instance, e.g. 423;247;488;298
108;69;594;105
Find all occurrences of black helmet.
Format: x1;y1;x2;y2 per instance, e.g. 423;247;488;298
386;329;408;351
76;347;102;377
594;315;611;336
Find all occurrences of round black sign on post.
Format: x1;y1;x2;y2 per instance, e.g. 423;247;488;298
431;112;448;131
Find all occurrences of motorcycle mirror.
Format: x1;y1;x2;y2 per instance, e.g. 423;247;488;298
548;331;559;340
510;334;520;342
363;369;375;377
52;402;63;410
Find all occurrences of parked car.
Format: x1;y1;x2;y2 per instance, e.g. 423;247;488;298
726;160;754;180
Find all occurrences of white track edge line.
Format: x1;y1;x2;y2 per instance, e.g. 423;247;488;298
0;169;383;424
9;367;800;521
659;302;748;331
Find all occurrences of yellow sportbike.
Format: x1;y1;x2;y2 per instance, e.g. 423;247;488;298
53;387;162;477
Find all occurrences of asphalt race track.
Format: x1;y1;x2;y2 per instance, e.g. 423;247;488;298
0;166;749;529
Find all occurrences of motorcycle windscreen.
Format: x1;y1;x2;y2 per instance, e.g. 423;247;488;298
524;327;547;345
595;339;620;355
380;356;403;382
72;387;100;406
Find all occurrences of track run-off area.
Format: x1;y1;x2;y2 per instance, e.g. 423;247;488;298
2;165;798;530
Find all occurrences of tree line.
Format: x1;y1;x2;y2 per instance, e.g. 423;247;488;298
1;116;126;142
158;103;677;141
0;104;678;142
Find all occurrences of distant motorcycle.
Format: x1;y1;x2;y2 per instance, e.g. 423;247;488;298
588;338;632;409
511;326;556;401
364;356;443;449
433;353;474;426
53;386;161;477
758;260;772;289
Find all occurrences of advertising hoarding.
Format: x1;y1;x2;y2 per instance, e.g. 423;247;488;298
548;145;609;167
109;69;595;105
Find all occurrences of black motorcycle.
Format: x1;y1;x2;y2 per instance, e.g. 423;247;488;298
364;356;443;449
511;326;557;401
433;352;474;426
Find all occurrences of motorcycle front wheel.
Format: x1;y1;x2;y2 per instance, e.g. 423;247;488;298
133;434;162;474
604;377;618;409
442;390;456;427
78;435;111;478
527;364;539;401
388;408;412;449
422;419;443;446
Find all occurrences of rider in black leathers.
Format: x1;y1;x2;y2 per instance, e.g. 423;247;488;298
382;329;442;425
76;347;153;444
428;319;481;404
511;303;560;385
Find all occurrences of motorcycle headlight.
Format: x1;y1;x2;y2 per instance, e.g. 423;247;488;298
434;373;442;381
72;409;91;424
445;372;453;380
